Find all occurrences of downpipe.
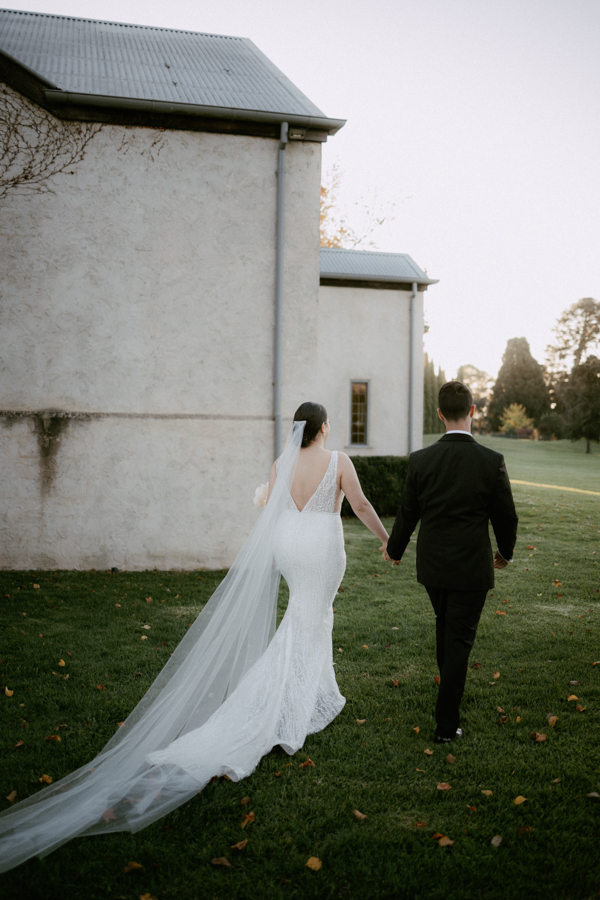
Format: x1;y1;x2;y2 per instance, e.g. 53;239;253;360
273;122;288;458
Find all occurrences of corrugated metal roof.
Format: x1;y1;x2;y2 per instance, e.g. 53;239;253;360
320;248;438;285
0;8;326;117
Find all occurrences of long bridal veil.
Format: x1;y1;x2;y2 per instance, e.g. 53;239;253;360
0;421;306;873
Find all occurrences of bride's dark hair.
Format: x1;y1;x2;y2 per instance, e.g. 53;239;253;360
294;402;328;448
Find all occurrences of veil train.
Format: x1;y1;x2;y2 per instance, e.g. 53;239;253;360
0;422;305;872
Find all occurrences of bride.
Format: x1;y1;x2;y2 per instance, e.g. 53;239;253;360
0;402;389;872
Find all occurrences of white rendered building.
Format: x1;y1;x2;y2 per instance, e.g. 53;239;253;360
0;9;436;570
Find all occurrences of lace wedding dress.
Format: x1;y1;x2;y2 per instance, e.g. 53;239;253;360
0;424;346;872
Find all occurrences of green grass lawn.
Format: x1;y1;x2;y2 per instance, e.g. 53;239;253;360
1;444;599;899
423;434;600;492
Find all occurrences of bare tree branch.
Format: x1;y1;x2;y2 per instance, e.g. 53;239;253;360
0;83;101;202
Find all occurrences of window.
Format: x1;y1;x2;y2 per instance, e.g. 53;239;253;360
350;381;369;445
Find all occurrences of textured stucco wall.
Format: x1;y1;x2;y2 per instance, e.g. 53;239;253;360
316;285;424;456
0;85;322;568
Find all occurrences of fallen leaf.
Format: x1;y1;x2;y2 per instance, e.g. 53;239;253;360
97;685;105;691
576;705;587;712
489;681;496;686
391;679;400;687
552;778;561;784
527;545;535;550
141;635;148;640
491;835;502;847
446;754;456;764
142;625;151;630
39;774;53;784
586;792;600;801
14;740;24;748
437;782;451;791
494;611;506;616
413;726;420;734
514;795;527;805
569;680;580;685
123;861;143;874
434;675;440;684
547;715;558;727
493;671;500;679
593;661;600;667
413;821;427;827
115;603;121;607
498;716;508;725
353;809;368;820
481;790;493;797
274;771;281;777
211;857;231;867
416;768;425;773
424;749;434;756
567;694;578;701
240;796;250;806
533;732;547;743
6;790;17;803
497;706;505;714
241;811;255;828
517;826;533;835
58;659;65;667
5;687;14;697
102;808;116;822
145;597;153;602
306;857;322;871
432;832;443;839
33;584;40;589
45;735;61;742
356;719;366;724
362;644;369;649
230;839;248;850
140;894;158;900
438;836;454;847
466;805;477;812
516;716;522;722
299;756;315;768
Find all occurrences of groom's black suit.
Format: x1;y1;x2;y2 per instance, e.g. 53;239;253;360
387;433;518;738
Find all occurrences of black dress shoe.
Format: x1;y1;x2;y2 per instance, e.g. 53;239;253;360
434;728;463;744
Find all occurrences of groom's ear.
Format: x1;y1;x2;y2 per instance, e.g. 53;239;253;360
437;408;444;422
469;405;475;418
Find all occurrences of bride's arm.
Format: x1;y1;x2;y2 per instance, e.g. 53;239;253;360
338;453;389;544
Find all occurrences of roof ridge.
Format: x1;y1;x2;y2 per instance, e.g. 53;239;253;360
0;8;245;40
321;248;412;257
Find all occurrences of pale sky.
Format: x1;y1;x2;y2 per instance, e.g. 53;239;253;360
5;0;600;379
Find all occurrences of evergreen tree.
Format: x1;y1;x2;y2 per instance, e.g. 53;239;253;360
423;354;446;434
488;338;550;431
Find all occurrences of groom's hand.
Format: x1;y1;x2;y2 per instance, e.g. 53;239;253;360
380;543;400;565
494;549;509;569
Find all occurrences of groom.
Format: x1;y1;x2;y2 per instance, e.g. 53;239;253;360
384;381;518;743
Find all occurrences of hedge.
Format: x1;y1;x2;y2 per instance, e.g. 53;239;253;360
341;455;410;518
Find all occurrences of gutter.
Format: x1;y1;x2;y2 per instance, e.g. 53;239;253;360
273;122;288;458
320;271;439;286
44;89;345;136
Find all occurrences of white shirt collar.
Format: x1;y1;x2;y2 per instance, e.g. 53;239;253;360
445;429;473;435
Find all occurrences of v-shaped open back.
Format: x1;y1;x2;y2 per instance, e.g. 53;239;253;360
288;452;339;513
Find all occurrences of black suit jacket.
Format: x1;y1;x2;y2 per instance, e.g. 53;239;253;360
387;433;518;591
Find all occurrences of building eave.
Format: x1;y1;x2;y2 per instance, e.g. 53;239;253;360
0;49;345;142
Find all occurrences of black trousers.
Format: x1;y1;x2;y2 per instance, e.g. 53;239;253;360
425;586;488;738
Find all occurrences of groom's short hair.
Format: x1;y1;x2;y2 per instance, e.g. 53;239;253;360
438;381;473;420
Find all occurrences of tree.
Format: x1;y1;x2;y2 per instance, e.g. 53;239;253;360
488;337;550;431
499;403;535;437
423;354;446;434
456;364;493;433
0;83;100;203
320;163;395;248
546;298;600;377
555;355;600;453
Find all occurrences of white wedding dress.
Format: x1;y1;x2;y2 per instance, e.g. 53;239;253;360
0;425;346;872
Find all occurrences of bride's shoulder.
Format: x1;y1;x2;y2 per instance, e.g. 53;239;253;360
335;451;353;471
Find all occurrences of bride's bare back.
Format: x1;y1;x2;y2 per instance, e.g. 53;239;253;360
290;445;337;511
